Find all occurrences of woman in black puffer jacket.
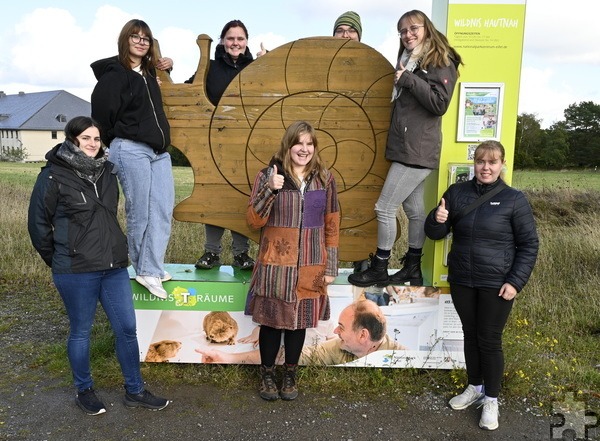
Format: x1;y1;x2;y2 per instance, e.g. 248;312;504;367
185;19;265;272
424;141;538;431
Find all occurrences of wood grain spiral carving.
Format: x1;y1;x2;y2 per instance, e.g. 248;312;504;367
158;35;395;261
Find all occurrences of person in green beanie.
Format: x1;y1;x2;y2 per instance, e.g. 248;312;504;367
333;10;362;41
333;10;368;274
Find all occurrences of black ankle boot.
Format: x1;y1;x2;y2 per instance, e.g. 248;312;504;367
348;254;389;287
388;251;423;285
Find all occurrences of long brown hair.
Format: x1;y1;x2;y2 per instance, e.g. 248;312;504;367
397;10;463;73
274;121;329;187
117;19;155;74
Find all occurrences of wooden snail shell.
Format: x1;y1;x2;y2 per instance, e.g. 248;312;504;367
158;35;395;261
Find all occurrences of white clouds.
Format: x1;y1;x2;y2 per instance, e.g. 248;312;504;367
518;66;568;127
11;8;82;85
249;33;288;57
154;26;199;84
376;27;401;67
517;0;600;127
1;0;599;130
523;0;600;64
3;6;132;92
90;5;137;59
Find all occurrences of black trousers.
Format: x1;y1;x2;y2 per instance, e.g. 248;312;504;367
259;325;306;366
450;284;514;398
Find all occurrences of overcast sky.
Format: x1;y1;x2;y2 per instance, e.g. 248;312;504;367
1;0;599;129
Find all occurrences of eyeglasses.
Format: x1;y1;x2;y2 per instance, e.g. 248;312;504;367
130;34;151;46
398;25;424;37
334;27;358;37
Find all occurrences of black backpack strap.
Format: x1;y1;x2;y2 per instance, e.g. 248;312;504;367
454;181;507;222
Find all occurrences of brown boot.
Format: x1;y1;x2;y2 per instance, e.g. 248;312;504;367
259;365;279;401
280;364;298;401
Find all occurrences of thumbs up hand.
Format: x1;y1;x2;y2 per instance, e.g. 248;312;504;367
394;60;406;84
435;198;449;223
257;42;268;57
268;164;284;190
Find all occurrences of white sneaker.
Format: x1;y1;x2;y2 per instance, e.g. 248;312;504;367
161;271;172;282
479;398;499;430
135;275;167;299
449;385;485;410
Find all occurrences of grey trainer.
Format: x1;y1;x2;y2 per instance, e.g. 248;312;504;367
449;385;484;410
479;399;499;430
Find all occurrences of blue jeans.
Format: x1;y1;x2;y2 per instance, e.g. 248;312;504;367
205;224;249;255
364;290;390;306
53;268;144;394
109;138;174;278
374;162;432;250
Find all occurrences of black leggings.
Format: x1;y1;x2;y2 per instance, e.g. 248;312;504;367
259;325;306;366
450;284;514;398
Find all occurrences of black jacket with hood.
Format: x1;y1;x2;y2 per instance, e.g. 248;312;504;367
28;144;128;274
90;56;170;153
424;178;539;292
185;44;254;106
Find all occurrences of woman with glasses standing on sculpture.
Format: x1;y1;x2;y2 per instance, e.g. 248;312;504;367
91;19;174;300
349;10;463;288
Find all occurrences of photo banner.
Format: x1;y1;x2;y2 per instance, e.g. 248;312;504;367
132;265;465;369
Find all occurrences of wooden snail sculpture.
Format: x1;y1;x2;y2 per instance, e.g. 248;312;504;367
157;35;395;262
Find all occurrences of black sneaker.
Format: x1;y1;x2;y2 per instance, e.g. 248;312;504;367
124;389;169;410
233;252;255;270
76;388;106;415
195;252;220;269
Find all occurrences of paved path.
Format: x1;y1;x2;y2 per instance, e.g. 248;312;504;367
2;378;566;441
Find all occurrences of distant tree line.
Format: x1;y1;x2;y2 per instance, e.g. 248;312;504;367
515;101;600;169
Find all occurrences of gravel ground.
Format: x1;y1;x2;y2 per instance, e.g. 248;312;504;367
2;379;556;441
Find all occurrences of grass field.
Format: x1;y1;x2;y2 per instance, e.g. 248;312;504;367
1;162;598;411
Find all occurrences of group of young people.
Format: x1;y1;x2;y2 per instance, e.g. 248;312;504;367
27;9;539;433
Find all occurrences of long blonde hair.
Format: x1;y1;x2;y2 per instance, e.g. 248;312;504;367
397;10;463;73
274;121;329;187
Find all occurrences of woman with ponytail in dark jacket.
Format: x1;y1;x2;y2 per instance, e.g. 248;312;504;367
424;140;538;431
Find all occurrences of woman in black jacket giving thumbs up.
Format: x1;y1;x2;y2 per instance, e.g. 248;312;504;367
424;140;539;431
